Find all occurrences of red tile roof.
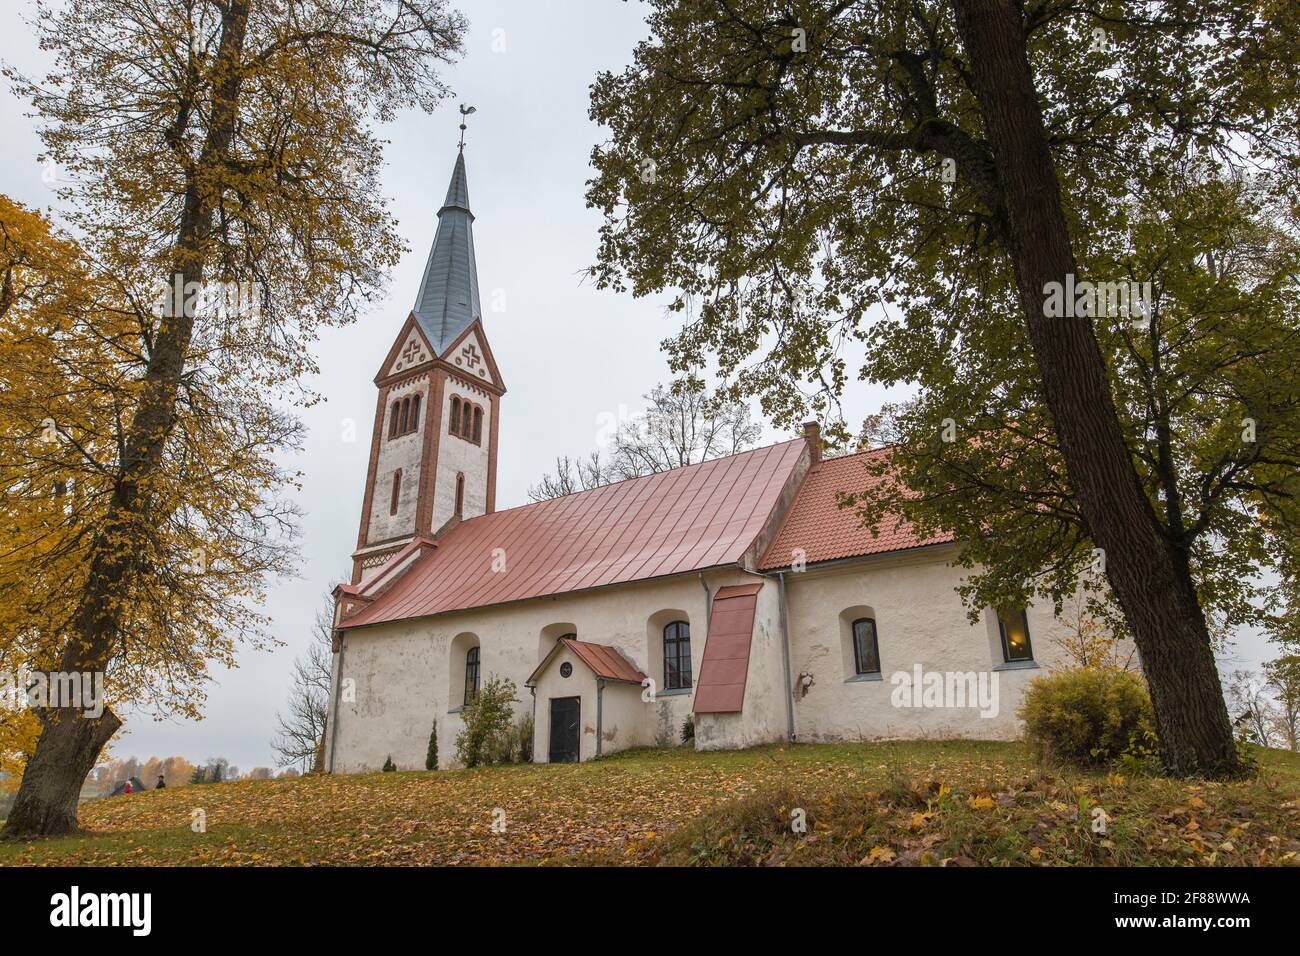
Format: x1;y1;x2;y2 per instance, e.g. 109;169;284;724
340;438;807;629
693;583;763;713
527;638;647;686
758;448;953;570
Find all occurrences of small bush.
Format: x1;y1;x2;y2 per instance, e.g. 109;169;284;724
426;719;438;771
514;713;535;763
1019;668;1156;768
681;714;695;743
382;756;396;772
455;675;518;768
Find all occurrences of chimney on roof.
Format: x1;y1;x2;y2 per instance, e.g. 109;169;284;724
803;421;822;465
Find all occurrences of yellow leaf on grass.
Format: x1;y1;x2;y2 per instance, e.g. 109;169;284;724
862;845;896;865
967;795;995;810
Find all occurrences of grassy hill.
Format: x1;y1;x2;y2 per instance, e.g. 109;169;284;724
1;740;1297;866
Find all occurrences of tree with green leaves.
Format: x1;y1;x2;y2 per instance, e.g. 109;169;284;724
426;719;438;771
587;0;1300;777
2;0;465;836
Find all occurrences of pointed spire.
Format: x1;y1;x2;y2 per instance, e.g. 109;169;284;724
412;150;481;354
441;150;471;214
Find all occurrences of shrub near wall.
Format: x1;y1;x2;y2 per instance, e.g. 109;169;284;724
1018;669;1156;768
455;676;518;768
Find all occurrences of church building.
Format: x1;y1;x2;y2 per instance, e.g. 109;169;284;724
323;148;1098;772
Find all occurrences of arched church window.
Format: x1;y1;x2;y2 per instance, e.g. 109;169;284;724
455;472;465;515
399;397;410;434
408;394;421;433
664;621;691;690
389;469;402;516
461;403;473;439
851;617;881;676
472;406;483;444
464;646;480;704
450;397;461;435
389;400;401;439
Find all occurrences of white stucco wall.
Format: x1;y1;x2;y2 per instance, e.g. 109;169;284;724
782;545;1125;742
328;570;755;772
326;541;1130;773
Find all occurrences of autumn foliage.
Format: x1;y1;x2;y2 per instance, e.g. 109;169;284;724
1019;670;1157;768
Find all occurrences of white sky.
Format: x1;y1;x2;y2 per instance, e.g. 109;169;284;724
0;0;1271;771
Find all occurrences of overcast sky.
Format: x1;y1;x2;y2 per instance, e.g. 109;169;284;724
0;0;1272;771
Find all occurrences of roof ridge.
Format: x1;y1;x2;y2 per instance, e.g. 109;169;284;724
819;444;894;465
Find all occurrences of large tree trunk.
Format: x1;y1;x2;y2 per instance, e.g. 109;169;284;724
3;0;252;838
4;710;121;836
952;0;1238;776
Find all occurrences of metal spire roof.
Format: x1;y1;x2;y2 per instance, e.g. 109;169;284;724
412;149;481;355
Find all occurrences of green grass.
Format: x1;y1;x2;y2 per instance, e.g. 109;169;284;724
1;740;1297;866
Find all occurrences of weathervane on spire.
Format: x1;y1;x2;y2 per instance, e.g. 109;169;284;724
458;104;476;150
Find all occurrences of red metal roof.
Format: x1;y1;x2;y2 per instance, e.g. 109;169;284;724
340;439;807;629
693;584;763;713
758;448;953;570
527;638;647;686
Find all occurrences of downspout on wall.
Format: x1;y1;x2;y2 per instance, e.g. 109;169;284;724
764;569;796;743
595;678;605;758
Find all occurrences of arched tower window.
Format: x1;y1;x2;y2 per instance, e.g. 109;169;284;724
450;396;461;435
408;393;421;432
399;397;410;434
472;406;483;444
389;469;402;515
455;472;465;516
389;400;401;439
663;620;692;690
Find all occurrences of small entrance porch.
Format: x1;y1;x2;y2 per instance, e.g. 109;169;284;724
526;637;652;763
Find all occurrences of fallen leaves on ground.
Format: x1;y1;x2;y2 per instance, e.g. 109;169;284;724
1;740;1297;867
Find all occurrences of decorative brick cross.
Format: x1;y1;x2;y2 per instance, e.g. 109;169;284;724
401;339;424;365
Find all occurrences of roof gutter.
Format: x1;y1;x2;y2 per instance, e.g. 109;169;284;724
341;563;743;633
758;540;956;576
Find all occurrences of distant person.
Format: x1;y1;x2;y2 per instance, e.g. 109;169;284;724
155;775;166;790
123;781;133;794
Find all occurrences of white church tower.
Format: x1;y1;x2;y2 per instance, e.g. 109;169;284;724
349;145;505;584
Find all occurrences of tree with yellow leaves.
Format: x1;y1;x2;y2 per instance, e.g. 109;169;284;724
1;0;466;836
